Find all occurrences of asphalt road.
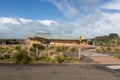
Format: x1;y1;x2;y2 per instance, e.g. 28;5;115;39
65;52;119;57
0;64;120;80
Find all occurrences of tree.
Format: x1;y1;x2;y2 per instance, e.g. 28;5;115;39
109;33;119;39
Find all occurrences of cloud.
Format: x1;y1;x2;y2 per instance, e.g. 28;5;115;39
47;0;100;18
38;20;58;26
0;13;120;39
48;0;78;18
0;17;60;38
1;0;120;39
102;0;120;10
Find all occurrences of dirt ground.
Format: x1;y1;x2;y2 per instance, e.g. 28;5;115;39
0;64;120;80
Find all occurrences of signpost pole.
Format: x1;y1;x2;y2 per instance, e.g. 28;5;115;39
78;35;82;60
78;43;81;60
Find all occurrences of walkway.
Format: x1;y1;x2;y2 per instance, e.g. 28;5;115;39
89;56;120;64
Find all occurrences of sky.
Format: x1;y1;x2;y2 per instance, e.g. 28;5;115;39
0;0;120;39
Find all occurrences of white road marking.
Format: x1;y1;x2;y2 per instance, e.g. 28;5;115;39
106;65;120;69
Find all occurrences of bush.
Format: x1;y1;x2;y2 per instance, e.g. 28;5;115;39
0;54;3;60
0;47;8;53
39;51;48;58
116;53;120;59
12;50;35;64
39;50;66;63
56;46;65;52
68;47;77;52
15;46;21;50
2;53;10;59
42;57;53;62
39;50;58;59
96;47;106;52
58;55;65;63
29;47;36;52
33;44;45;50
106;47;111;51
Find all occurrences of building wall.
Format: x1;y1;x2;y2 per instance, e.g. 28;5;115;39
26;37;89;47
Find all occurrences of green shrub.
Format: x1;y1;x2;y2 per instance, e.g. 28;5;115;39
2;53;10;59
47;46;56;49
116;53;120;59
33;44;45;50
96;47;106;52
12;50;35;64
29;47;36;52
56;46;65;52
15;46;21;50
42;57;53;62
58;55;65;63
0;47;8;53
39;51;48;58
39;50;58;59
68;47;77;52
106;47;111;51
0;54;3;60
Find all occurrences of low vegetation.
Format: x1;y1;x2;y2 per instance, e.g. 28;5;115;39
96;46;120;53
116;53;120;59
0;44;69;64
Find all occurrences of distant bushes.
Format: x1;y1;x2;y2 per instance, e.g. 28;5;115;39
96;47;106;53
96;46;120;53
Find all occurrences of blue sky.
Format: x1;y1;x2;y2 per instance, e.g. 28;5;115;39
0;0;120;39
0;0;65;20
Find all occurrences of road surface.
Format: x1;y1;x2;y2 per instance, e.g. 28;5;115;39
0;64;120;80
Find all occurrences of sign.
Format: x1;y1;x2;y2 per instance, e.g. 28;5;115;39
79;35;82;42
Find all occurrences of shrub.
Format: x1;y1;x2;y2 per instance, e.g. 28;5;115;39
0;47;8;53
56;46;65;52
39;51;48;58
68;47;77;52
29;47;36;52
2;53;10;59
12;50;35;64
116;53;120;59
96;47;106;52
39;50;66;63
47;46;56;49
15;46;21;50
58;55;65;63
0;54;3;60
42;57;53;62
39;50;58;59
33;44;45;50
106;47;111;51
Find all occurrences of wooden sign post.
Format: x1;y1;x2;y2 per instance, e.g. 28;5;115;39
78;35;82;60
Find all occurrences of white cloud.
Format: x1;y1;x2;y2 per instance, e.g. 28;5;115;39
38;20;58;26
0;17;20;25
48;0;78;18
0;17;60;38
1;0;120;39
102;0;120;10
0;13;120;39
19;18;32;24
